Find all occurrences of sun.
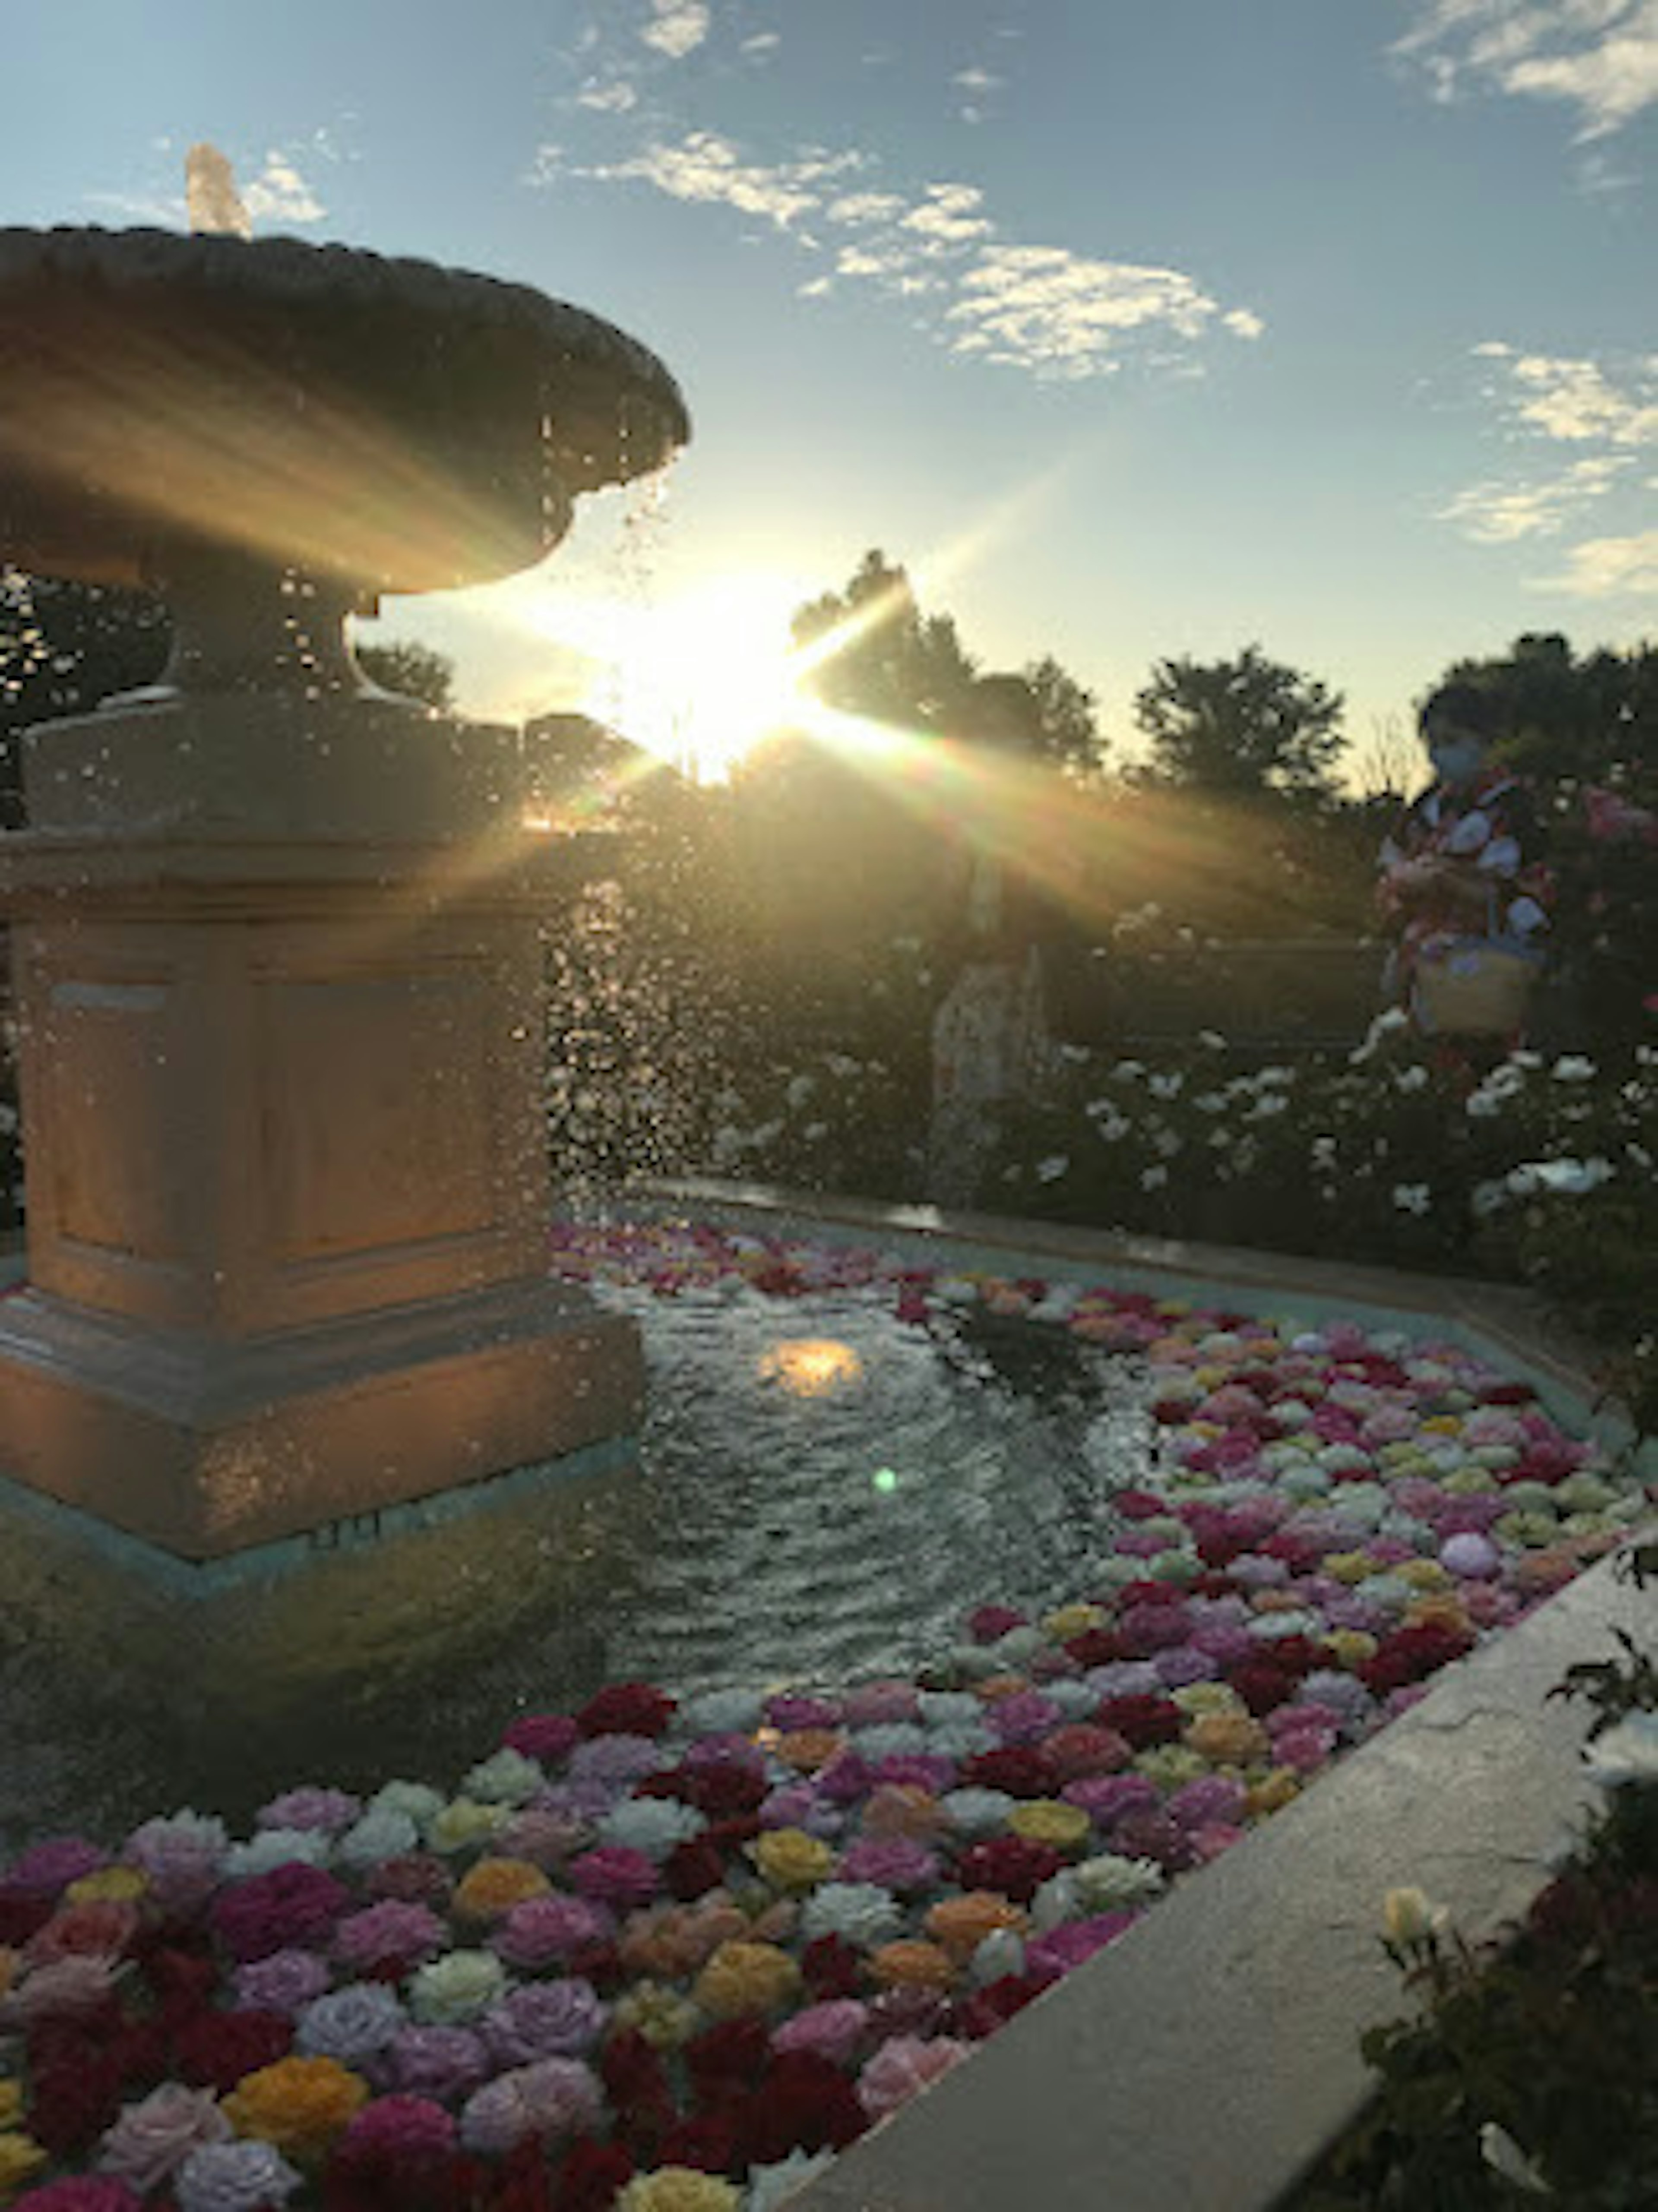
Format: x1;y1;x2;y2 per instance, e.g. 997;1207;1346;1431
598;572;814;779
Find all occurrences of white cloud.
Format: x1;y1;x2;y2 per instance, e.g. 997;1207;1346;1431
1394;0;1658;138
1437;455;1630;540
946;247;1233;380
1535;528;1658;594
1505;351;1658;443
741;32;781;57
1441;341;1658;588
642;2;711;61
550;130;860;231
242;152;326;225
532;122;1259;382
953;67;1004;93
577;80;639;113
827;191;905;225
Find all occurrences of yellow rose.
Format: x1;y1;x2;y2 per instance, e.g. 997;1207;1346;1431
426;1797;510;1854
1405;1594;1471;1637
223;2055;370;2159
1008;1800;1091;1854
1171;1682;1242;1718
972;1674;1031;1704
65;1866;149;1906
1247;1769;1301;1818
691;1941;802;2021
1134;1746;1210;1791
617;2169;743;2212
1395;1559;1451;1592
1323;1551;1374;1586
1325;1629;1378;1668
1421;1415;1463;1436
452;1857;551;1921
0;2133;47;2203
750;1828;835;1893
1042;1602;1105;1642
0;2089;21;2134
610;1981;706;2051
1186;1712;1269;1766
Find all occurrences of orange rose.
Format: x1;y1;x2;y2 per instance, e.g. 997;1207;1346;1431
223;2056;369;2159
452;1858;551;1922
867;1940;956;1991
924;1892;1028;1962
861;1785;946;1842
774;1729;844;1774
972;1675;1031;1703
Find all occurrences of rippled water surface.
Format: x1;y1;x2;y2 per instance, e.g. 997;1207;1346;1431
0;1280;1156;1849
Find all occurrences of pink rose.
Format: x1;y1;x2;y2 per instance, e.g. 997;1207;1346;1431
771;1999;869;2067
857;2035;972;2121
97;2082;233;2194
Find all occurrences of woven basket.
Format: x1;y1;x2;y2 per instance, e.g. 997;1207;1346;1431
1412;938;1541;1036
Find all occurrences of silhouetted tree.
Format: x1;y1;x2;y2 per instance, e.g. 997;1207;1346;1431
355;637;455;712
1133;645;1346;802
791;549;980;733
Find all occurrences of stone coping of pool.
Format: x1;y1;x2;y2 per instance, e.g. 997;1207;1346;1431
648;1176;1656;1480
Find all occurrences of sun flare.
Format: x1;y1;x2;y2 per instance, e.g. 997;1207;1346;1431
591;572;816;779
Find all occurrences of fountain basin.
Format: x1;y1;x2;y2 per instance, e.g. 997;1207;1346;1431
0;226;689;595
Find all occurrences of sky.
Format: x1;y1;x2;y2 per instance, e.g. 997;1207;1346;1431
5;0;1658;778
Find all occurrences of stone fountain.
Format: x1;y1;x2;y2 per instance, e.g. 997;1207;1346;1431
0;207;689;1566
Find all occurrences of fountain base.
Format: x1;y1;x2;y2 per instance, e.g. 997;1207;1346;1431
0;1274;641;1558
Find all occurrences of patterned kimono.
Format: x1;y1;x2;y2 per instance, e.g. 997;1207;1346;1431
1377;770;1554;1018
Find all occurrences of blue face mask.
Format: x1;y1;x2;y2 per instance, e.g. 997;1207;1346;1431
1428;736;1484;788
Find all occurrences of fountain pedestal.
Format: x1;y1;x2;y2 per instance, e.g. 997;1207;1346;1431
0;699;643;1560
0;221;689;1567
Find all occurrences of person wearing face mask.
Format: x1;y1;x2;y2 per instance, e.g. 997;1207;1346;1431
1376;683;1554;1040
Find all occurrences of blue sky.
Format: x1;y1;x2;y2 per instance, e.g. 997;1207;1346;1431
6;1;1657;775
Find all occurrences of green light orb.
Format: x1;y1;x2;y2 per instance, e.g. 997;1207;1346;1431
871;1467;900;1495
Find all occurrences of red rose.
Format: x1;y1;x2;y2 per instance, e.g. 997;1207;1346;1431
1260;1635;1321;1680
142;1947;221;2019
800;1935;862;2000
553;2138;636;2212
656;2113;739;2173
488;2139;556;2212
1095;1695;1183;1749
959;1747;1056;1798
0;1890;54;1945
702;1814;763;1852
663;1839;726;1903
173;2006;294;2090
951;1970;1052;2040
210;1862;349;1962
566;1940;624;1993
600;2027;672;2111
1227;1664;1295;1716
27;2049;126;2154
684;2016;769;2099
1065;1627;1127;1668
1360;1622;1474;1697
744;2053;866;2164
679;1764;768;1820
576;1682;677;1739
953;1837;1066;1904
